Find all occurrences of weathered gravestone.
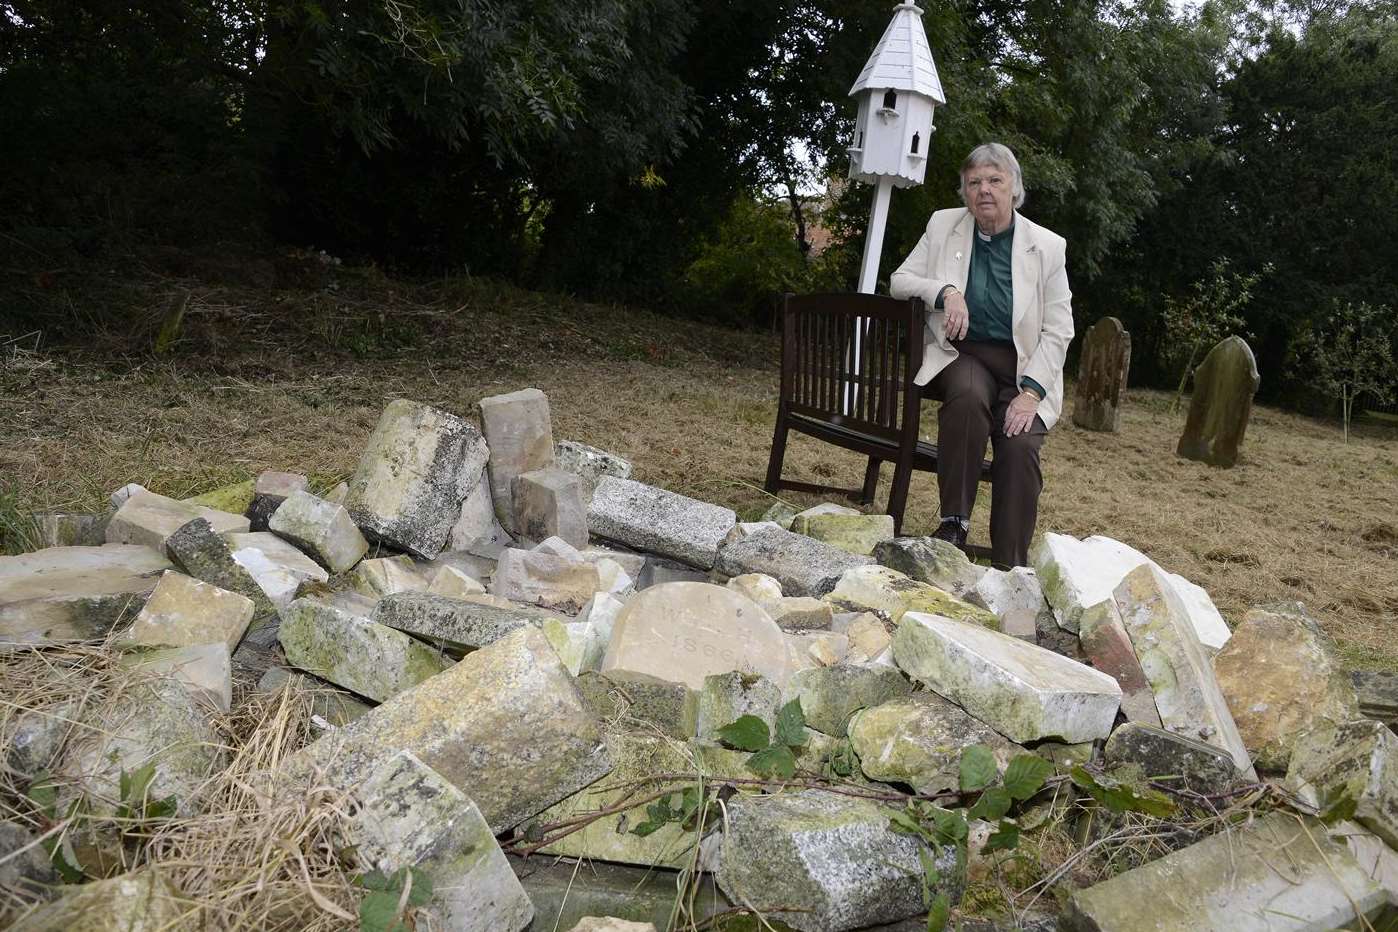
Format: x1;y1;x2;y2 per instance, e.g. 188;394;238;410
1177;335;1260;468
1072;316;1131;432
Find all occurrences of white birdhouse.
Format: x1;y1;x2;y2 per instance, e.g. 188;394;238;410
847;2;945;188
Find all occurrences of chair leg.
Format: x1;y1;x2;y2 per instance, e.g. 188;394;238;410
860;457;881;505
887;452;916;536
765;414;790;494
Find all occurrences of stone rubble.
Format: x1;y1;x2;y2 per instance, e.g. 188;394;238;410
11;385;1393;932
346;398;490;558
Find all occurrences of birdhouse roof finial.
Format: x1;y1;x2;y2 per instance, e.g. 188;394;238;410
848;1;945;104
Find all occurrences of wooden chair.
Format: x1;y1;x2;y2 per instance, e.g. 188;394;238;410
763;292;991;535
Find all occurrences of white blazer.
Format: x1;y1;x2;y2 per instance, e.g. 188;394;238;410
889;208;1075;430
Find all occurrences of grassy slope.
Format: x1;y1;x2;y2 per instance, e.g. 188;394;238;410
3;257;1396;668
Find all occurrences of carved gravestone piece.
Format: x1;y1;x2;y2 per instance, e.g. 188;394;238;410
1073;317;1131;432
1177;335;1260;468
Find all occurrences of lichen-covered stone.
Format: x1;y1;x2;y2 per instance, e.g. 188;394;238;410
1;544;169;648
447;472;512;552
167;516;278;640
554;439;633;497
1212;602;1359;772
57;676;225;818
371;592;546;654
1113;564;1255;778
268;489;368;573
7;701;74;784
873;536;987;600
280;597;450;702
1287;718;1398;849
575;671;699;738
696;672;782;742
760;501;800;529
835;612;894;662
893;612;1122;744
588;477;735;570
183;479;257;515
106;489;249;554
348;751;533;932
715;525;873;597
716;789;956;932
428;564;486;598
787;664;913;738
121;569;255;652
0;820;57;898
848;692;1020;793
1176;334;1260;468
726;573;784;612
542;617;609;676
513;467;589;549
35;511;107;548
601;582;791;690
346;399;490;558
1103;722;1239;794
12;866;186;931
823;564;1000;628
790;512;896;556
224;531;329;585
285;626;610;833
1062;813;1388;932
534;733;716;868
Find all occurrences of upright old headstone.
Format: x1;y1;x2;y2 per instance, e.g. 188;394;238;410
1072;317;1131;432
1177;335;1260;468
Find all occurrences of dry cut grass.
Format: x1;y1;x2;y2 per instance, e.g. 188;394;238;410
0;640;361;929
2;262;1396;668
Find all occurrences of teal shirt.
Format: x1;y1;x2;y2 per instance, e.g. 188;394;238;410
934;221;1046;400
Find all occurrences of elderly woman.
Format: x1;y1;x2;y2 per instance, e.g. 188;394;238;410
890;142;1073;568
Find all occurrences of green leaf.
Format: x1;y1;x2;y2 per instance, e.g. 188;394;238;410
986;820;1021;851
402;867;432;907
41;836;86;883
631;819;665;837
926;891;951;932
889;809;926;838
717;715;770;752
359;891;409;932
27;778;57;819
747;745;797;780
145;795;178;821
125;761;158;805
929;807;969;845
774;698;807;748
917;845;941;895
959;745;997;792
1070;766;1176;818
966;786;1012;822
356;870;392;892
1003;754;1054;800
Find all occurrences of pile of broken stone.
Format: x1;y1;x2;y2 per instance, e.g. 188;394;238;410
3;387;1397;932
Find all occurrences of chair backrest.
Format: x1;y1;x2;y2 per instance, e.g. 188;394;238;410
779;293;925;443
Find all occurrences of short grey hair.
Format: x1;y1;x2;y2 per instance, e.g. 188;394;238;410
958;143;1026;209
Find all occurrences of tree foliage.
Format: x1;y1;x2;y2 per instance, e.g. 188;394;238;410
1290;300;1398;441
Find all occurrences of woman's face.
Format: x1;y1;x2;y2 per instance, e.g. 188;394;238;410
963;164;1015;231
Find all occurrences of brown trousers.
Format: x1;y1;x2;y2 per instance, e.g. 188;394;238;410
923;341;1047;568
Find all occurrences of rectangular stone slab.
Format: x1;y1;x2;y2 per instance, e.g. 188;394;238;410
587;477;735;570
714;525;873;597
106;490;250;555
1;544;170;648
1112;564;1256;779
280;597;451;703
1062;813;1388;932
372;591;559;653
284;626;610;833
893;612;1122;744
347;751;533;932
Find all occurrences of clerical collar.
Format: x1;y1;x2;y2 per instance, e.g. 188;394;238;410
976;220;1015;243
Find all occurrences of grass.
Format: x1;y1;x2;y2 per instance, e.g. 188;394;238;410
2;251;1397;669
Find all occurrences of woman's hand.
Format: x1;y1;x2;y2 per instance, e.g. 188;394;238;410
942;289;970;341
1004;390;1039;437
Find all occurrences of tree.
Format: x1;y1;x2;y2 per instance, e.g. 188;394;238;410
1161;258;1269;411
1290;300;1397;442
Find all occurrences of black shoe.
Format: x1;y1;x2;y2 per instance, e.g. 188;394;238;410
932;518;968;549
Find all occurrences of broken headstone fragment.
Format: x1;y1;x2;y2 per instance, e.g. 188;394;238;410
0;544;170;648
121;569;255;652
479;388;555;532
247;470;309;531
347;399;490;558
715;525;873;597
588;477;736;570
268;489;368;573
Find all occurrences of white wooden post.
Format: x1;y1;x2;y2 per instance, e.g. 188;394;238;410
845;175;895;413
